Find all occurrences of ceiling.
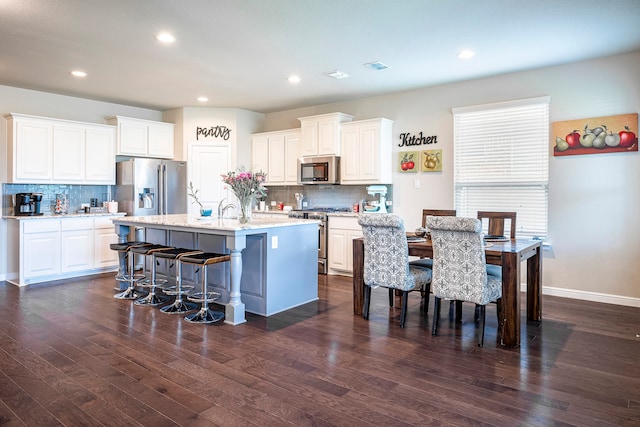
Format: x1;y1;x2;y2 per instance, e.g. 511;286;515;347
1;0;640;114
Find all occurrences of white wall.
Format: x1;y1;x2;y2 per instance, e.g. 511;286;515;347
263;52;640;305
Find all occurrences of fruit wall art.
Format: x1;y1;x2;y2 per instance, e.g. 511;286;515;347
398;151;419;173
421;149;442;172
552;113;638;156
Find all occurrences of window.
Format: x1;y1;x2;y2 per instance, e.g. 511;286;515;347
453;96;550;239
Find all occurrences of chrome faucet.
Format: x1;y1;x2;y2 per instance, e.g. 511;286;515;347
217;198;236;218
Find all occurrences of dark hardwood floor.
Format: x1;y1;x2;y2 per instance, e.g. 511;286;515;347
1;273;639;426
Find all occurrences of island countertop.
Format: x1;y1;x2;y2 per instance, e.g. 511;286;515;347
111;213;319;232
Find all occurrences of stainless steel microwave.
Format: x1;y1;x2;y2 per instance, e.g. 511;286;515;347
298;156;340;184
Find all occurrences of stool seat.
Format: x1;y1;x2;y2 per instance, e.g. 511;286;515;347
158;248;204;314
112;242;152;300
132;245;175;307
179;252;231;265
180;252;229;324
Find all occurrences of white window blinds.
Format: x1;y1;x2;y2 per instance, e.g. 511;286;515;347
452;97;550;239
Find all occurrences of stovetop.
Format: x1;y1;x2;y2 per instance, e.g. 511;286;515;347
288;207;352;219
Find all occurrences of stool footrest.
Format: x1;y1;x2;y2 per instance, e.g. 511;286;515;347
188;291;221;304
162;284;195;296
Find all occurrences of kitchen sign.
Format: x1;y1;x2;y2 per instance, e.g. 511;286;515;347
398;132;438;147
196;125;232;141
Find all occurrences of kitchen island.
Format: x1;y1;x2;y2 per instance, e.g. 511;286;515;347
111;214;319;325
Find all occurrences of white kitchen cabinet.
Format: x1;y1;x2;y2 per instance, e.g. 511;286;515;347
85;125;117;183
61;219;94;272
340;118;393;184
94;217;119;268
53;124;85;182
298;113;353;157
7;215;124;286
328;216;362;275
6;113;116;184
22;219;61;279
7;115;54;183
107;115;174;158
251;129;300;185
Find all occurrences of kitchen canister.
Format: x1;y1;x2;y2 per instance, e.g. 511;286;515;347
107;201;118;213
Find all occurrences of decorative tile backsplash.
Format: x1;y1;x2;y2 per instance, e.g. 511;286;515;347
262;184;393;211
2;184;112;215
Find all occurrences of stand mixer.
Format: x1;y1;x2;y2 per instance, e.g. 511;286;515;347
364;185;388;213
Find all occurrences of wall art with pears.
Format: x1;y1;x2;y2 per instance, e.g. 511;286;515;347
421;149;442;172
552;113;638;156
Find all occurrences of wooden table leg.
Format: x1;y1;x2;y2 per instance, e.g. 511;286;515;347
353;239;364;315
500;252;521;348
527;244;542;322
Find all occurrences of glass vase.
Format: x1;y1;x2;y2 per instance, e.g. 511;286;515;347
238;197;253;224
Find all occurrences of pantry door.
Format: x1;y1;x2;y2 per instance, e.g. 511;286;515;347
188;143;231;217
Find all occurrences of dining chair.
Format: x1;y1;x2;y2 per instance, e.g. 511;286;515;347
421;209;457;228
426;216;502;347
358;213;432;328
477;211;517;239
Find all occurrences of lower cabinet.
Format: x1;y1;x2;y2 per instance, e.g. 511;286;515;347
328;216;362;275
8;215;122;286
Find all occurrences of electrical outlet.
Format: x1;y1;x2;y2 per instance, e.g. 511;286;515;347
414;178;420;189
271;236;278;249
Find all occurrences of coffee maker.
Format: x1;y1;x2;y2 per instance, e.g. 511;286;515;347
14;193;44;216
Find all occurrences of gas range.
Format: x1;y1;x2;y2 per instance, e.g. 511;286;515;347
288;207;352;220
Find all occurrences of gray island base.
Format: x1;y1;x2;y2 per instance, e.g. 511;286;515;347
112;214;319;325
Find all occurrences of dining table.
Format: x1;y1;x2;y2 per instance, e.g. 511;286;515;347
352;237;542;349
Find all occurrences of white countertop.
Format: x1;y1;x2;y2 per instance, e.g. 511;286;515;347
111;214;319;232
3;212;126;220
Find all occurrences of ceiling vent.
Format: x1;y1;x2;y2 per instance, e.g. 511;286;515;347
325;70;350;79
364;61;390;71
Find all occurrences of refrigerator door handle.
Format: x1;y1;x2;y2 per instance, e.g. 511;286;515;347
157;164;164;215
161;164;168;215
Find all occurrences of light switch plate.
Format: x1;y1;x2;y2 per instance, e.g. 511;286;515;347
271;236;278;249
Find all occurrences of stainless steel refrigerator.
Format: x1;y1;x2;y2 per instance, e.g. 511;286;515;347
114;158;188;216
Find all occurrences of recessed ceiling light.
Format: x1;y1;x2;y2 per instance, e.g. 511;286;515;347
457;49;475;59
325;70;350;79
70;70;87;78
156;32;175;43
197;96;208;102
287;75;301;84
363;61;389;71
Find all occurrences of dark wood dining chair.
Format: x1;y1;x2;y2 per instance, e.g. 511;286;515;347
477;211;517;239
421;209;457;227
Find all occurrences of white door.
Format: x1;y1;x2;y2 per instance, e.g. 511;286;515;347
188;143;230;217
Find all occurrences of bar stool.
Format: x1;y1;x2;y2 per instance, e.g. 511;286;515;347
156;248;204;314
179;252;231;324
110;241;152;300
129;244;175;306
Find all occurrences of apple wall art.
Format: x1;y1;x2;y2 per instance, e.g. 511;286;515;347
398;151;419;173
552;113;638;156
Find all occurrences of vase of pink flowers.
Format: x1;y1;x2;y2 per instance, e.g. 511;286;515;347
221;168;267;224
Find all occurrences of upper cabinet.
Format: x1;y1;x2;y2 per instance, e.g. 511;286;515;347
251;129;300;185
340;118;393;185
298;112;353;157
106;116;174;158
6;113;116;184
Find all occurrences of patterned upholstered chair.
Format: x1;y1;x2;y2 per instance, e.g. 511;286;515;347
426;216;502;347
358;213;432;328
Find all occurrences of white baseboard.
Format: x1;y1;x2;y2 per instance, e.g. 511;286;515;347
521;284;640;308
